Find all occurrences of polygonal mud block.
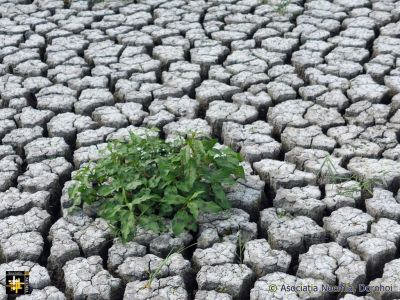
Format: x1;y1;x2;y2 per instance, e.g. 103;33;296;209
260;208;326;255
2;126;43;155
250;272;329;300
323;181;362;212
73;218;113;257
297;242;366;291
123;275;188;300
63;256;122;300
195;290;232;300
198;208;257;242
285;147;350;185
347;157;400;192
149;232;193;258
344;101;390;127
107;239;147;272
243;239;291;277
116;253;191;284
253;159;317;192
371;218;400;247
195;80;240;109
348;233;396;279
197;263;255;300
222;121;280;163
148;95;199;119
323;207;374;246
192;242;236;271
164;118;212;142
24;137;70;164
35;84;77;113
365;189;400;222
281;125;336;152
273;186;326;222
17;157;72;194
0;155;22;192
0;188;50;218
368;258;400;299
47;112;97;144
76;127;116;148
0;207;51;242
74;88;114;116
205;101;258;137
14;107;54;129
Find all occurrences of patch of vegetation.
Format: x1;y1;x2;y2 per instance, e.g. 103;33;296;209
318;155;387;197
69;133;244;242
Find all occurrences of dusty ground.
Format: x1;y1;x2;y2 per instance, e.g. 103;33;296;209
0;0;400;298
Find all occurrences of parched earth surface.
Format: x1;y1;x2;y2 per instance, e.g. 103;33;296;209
1;0;400;298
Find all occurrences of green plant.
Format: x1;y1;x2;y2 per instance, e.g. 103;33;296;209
145;243;195;288
236;232;247;265
69;133;244;242
273;0;291;15
276;208;288;218
318;155;387;197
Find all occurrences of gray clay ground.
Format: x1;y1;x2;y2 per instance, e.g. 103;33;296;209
1;0;400;298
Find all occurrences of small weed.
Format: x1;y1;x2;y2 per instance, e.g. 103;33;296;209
69;133;244;242
216;286;228;293
236;232;248;265
318;155;387;197
145;243;195;289
273;0;291;15
332;181;361;198
276;208;288;218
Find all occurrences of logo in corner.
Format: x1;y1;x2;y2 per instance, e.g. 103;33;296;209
6;271;30;295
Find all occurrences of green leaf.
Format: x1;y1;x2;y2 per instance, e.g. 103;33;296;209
139;215;161;233
100;201;122;220
120;210;136;243
68;183;82;206
212;184;230;209
172;210;192;235
177;180;191;193
162;193;186;205
97;185;115;197
203;201;223;213
183;145;191;164
185;159;197;187
126;180;142;190
187;201;199;219
131;194;156;205
189;190;205;200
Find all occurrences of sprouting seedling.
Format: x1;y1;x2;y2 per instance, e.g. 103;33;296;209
334;181;362;198
316;155;343;183
274;0;291;15
144;243;196;289
236;232;247;265
348;172;388;197
216;286;228;293
276;208;288;219
319;155;388;198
